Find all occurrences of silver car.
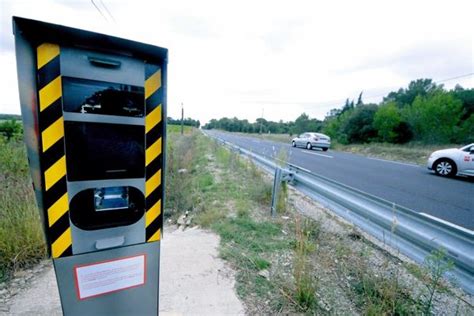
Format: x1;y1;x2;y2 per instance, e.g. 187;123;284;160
291;132;331;151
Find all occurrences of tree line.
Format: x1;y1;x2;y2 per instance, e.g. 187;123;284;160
0;116;201;141
167;117;200;128
203;78;474;145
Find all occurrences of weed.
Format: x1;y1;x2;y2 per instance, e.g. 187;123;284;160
350;265;419;315
195;208;226;228
275;147;289;167
248;181;272;205
252;256;271;270
293;216;317;311
197;172;214;190
422;249;454;314
235;200;250;218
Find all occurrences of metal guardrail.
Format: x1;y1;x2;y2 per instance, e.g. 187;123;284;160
207;133;474;295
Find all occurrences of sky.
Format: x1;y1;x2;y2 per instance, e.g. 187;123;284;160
1;0;473;124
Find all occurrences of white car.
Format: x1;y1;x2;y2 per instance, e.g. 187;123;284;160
427;143;474;177
291;132;331;151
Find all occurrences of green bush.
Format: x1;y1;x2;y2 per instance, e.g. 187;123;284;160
403;92;463;144
373;102;402;143
0;120;22;141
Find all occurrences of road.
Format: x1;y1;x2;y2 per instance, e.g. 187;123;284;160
205;130;474;230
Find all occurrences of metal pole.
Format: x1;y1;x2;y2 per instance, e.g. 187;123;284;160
181;102;184;135
271;167;282;217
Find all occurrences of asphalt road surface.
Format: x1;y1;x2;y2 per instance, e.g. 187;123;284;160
205;130;474;230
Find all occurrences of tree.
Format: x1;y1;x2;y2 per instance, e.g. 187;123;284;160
384;78;443;107
356;91;363;106
292;113;310;135
341;104;378;143
457;114;474;143
341;98;354;114
373;102;401;143
403;91;463;144
373;102;412;143
450;87;474;120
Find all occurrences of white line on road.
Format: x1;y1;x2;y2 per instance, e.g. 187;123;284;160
301;151;333;158
368;157;419;167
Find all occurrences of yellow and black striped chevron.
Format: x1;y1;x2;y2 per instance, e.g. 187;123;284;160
144;64;163;242
36;43;72;258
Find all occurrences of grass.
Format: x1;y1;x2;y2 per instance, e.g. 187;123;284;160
0;138;46;281
169;131;471;315
166;124;193;134
2;126;471;314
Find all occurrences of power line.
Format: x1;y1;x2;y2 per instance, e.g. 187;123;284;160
363;72;474;102
436;72;474;84
247;72;474;112
91;0;109;22
99;0;116;23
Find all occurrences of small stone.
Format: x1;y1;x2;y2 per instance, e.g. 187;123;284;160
0;289;7;296
177;215;186;225
258;269;270;279
13;270;28;278
178;168;188;174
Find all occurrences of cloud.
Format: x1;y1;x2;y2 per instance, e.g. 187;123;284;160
1;0;473;124
260;19;306;53
338;39;473;81
170;15;219;39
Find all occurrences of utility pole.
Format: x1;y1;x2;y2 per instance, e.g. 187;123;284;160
259;108;264;134
181;102;184;135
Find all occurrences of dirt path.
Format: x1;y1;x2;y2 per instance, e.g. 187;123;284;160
2;226;244;315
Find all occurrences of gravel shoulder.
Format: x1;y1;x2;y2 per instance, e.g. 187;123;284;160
1;226;244;316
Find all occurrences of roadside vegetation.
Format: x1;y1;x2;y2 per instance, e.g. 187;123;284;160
203;79;474;147
1;124;472;314
0;132;46;282
167;129;472;314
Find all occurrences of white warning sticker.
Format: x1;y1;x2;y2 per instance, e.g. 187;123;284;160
74;254;146;300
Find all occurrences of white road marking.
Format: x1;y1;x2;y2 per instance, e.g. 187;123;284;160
301;151;333;158
419;213;474;234
368;157;419;167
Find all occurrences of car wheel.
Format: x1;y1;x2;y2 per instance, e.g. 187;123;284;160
306;143;312;150
292;141;296;147
434;159;457;177
322;147;328;152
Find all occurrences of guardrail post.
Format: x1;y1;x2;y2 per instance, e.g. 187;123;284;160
271;168;283;217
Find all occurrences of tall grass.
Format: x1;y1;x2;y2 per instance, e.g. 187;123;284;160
293;216;318;311
0;138;46;281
